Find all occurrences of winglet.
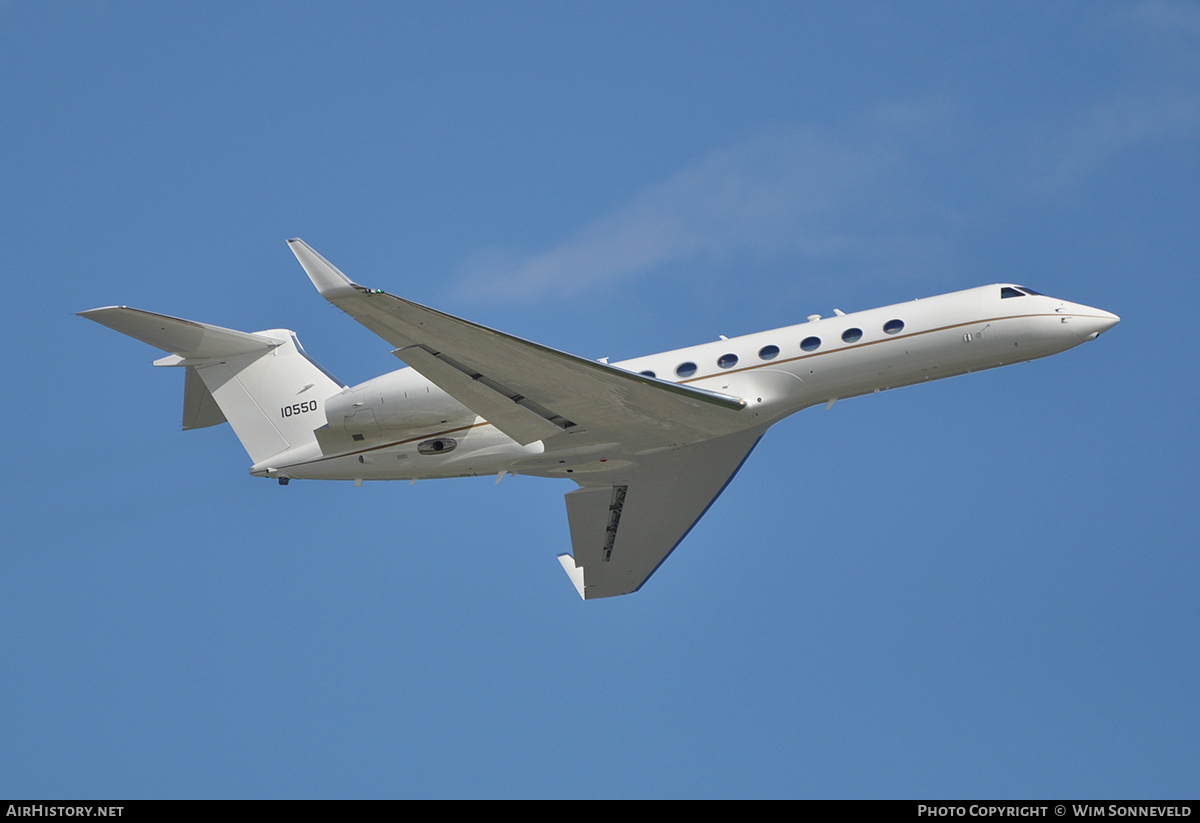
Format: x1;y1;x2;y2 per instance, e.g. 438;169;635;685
287;238;359;297
556;554;587;600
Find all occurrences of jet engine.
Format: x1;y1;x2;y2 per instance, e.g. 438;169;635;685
323;368;474;440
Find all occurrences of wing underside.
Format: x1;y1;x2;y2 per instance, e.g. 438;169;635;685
559;426;765;599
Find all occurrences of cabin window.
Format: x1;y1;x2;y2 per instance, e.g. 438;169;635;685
841;328;862;343
758;344;780;360
883;319;904;335
640;370;656;378
675;362;697;378
800;336;821;352
1001;287;1025;299
717;353;738;369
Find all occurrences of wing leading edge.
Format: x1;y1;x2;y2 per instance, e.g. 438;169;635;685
287;238;766;599
287;238;748;452
558;425;766;599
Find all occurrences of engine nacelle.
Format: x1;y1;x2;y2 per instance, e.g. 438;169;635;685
323;368;474;439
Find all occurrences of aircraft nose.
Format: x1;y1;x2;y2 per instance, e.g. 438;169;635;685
1078;308;1120;340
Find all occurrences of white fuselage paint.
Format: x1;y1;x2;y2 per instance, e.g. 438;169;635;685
256;284;1118;483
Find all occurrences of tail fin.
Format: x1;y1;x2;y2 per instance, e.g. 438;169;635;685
79;306;344;464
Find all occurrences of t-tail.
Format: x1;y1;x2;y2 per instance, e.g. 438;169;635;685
78;306;345;466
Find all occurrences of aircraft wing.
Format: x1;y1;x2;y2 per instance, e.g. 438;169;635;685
558;426;765;599
288;239;748;451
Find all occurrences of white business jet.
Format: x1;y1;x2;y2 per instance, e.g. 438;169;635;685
80;239;1118;599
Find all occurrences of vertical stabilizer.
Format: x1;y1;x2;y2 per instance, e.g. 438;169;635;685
79;307;345;465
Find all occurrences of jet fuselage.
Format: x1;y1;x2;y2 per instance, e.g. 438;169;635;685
81;239;1121;598
259;283;1117;483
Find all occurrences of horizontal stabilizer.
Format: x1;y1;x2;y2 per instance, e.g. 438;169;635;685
81;304;345;465
77;306;283;360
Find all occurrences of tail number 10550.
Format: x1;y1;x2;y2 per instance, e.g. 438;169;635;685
281;400;319;418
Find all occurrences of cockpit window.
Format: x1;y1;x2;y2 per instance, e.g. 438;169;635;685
1001;287;1025;299
1018;286;1043;296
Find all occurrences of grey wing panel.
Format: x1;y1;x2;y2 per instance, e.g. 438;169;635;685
288;238;747;450
557;425;767;599
395;344;569;445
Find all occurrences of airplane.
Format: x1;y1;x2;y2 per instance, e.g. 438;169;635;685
80;239;1119;599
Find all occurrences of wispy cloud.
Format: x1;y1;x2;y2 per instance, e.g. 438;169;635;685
454;120;953;303
1129;0;1200;40
454;2;1200;305
1036;0;1200;187
1045;92;1200;187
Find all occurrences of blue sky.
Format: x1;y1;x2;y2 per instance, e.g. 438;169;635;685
3;1;1198;798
